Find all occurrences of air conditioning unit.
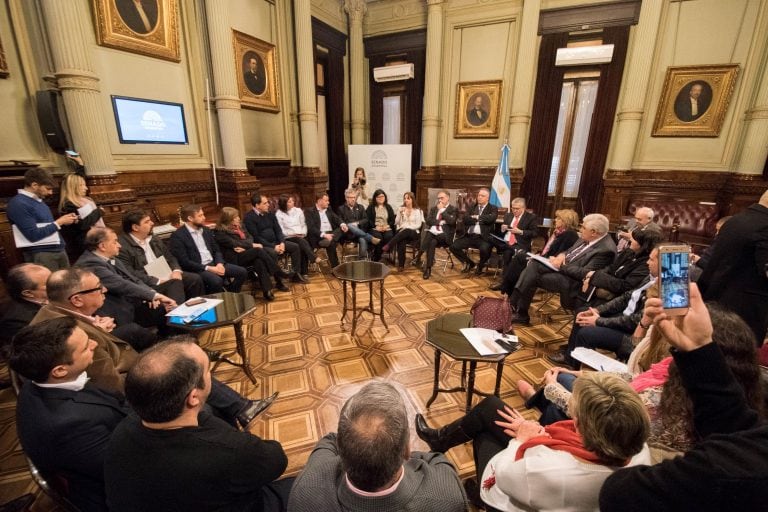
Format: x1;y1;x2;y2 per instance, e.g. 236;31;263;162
373;63;414;83
555;44;614;66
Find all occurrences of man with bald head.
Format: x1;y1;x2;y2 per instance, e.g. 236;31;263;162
105;338;291;511
616;206;657;252
0;263;51;350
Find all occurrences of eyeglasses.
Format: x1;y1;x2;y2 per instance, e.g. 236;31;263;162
68;283;105;300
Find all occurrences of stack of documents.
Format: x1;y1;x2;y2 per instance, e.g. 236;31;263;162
460;328;520;356
570;347;628;373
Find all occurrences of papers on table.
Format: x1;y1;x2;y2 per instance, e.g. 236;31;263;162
12;224;61;248
166;298;222;323
77;202;96;219
460;328;520;356
527;252;558;271
570;347;628;373
144;255;173;281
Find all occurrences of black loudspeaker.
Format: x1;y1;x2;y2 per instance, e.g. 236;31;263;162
36;90;69;153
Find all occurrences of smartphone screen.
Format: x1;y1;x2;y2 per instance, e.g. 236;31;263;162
659;246;690;314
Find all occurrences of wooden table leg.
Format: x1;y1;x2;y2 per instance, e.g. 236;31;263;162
351;281;358;334
465;360;478;414
233;321;257;384
379;279;388;330
340;280;348;326
425;349;442;409
494;359;505;396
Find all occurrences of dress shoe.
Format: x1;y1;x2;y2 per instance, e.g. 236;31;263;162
510;313;531;326
422;267;431;280
292;273;309;283
275;269;294;280
415;413;470;453
236;391;279;429
473;266;484;276
262;291;275;302
274;280;290;292
489;281;503;291
461;261;476;273
545;352;576;369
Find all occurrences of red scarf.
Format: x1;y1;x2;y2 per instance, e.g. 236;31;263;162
232;225;246;240
515;420;615;465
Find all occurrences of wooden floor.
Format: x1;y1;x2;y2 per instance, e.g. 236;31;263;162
0;253;571;509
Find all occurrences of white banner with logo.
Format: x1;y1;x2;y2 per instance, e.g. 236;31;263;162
347;145;412;207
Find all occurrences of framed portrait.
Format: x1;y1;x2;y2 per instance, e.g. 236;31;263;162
652;64;739;137
454;80;502;138
92;0;180;62
0;34;8;78
233;30;280;112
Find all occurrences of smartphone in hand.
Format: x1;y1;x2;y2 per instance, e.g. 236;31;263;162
659;244;691;315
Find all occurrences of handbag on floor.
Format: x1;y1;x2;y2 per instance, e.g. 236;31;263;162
470;295;513;333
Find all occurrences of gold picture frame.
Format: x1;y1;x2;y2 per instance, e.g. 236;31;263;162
454;80;502;138
92;0;180;62
233;30;280;112
652;64;739;137
0;34;8;78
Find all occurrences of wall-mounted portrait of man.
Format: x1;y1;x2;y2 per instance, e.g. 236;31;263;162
454;80;502;138
92;0;179;62
233;30;280;112
243;52;266;96
652;64;739;137
115;0;159;35
466;93;490;127
673;80;712;123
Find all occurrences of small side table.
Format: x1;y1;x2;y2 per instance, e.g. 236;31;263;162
332;260;390;335
167;292;258;383
425;313;510;413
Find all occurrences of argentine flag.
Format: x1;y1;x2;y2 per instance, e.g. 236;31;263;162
490;143;511;209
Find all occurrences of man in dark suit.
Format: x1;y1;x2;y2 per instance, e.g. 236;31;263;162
244;193;306;282
337;188;381;259
698;190;768;345
494;197;539;265
674;82;711;122
243;55;266;95
76;227;176;338
450;187;498;276
305;192;343;268
0;263;50;351
117;209;205;304
466;95;489;126
509;213;617;325
416;190;458;280
169;204;247;293
11;317;131;512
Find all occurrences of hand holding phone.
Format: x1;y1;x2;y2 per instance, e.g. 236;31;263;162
659;244;691;316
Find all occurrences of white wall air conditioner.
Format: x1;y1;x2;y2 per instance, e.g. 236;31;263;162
555;44;615;66
373;63;414;83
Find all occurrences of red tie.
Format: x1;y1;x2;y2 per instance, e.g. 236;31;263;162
436;211;443;232
508;216;519;246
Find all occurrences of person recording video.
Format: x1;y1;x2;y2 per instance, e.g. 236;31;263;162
350;167;368;206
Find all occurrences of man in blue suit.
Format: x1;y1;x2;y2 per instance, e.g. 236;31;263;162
169;204;247;294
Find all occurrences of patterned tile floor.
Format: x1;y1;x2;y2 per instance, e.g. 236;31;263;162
0;254;570;509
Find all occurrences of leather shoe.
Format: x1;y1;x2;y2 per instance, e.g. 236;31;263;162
292;273;309;283
274;280;290;292
275;269;294;280
545;352;576;369
422;268;431;280
473;266;484;276
415;413;438;447
510;313;531;326
237;391;279;429
263;291;275;302
489;281;503;291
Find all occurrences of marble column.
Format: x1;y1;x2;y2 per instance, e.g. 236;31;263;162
735;59;768;174
294;0;321;169
507;0;541;174
345;0;367;145
421;0;444;168
39;0;114;176
606;0;663;172
204;0;247;171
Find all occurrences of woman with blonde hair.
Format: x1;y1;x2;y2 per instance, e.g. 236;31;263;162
416;372;650;511
350;167;368;205
497;208;580;296
59;173;104;259
382;191;424;271
213;206;293;301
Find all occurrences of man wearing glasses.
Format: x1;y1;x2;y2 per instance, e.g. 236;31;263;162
416;191;458;280
490;197;539;290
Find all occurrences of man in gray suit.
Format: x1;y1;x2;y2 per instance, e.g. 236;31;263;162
509;213;616;325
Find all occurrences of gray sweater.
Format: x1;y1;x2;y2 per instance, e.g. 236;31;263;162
287;433;468;512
